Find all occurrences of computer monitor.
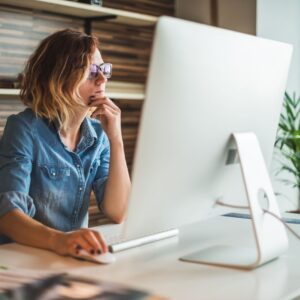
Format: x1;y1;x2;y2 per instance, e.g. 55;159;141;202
112;16;292;268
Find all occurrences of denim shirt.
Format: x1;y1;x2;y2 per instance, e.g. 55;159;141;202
0;108;110;242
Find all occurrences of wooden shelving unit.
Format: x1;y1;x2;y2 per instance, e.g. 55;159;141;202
0;0;172;227
0;0;158;26
0;0;152;100
0;81;145;100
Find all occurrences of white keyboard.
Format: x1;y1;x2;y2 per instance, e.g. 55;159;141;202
104;229;179;253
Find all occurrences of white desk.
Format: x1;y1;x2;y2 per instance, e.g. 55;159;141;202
1;215;300;300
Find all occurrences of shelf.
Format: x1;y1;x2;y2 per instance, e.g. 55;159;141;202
0;0;158;26
107;81;145;100
0;81;145;100
0;89;19;96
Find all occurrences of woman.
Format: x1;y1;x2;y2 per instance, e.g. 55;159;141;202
0;29;131;257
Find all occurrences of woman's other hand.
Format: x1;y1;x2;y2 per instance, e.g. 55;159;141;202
52;228;108;257
89;96;122;143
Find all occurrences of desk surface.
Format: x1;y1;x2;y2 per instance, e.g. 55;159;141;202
1;215;300;300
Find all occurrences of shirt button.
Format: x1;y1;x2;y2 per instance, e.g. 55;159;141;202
79;187;83;191
52;172;56;176
76;164;80;168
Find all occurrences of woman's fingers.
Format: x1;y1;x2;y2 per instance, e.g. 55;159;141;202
74;235;94;253
89;97;120;112
91;104;118;119
91;230;108;253
61;229;108;256
68;241;82;256
63;235;90;256
89;97;122;142
81;229;106;254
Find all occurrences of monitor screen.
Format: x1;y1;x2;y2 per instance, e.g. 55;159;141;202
124;16;292;240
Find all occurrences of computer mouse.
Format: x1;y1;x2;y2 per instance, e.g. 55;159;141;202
75;249;116;265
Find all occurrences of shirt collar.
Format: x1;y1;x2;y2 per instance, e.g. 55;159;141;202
77;118;97;152
81;118;97;141
52;118;97;152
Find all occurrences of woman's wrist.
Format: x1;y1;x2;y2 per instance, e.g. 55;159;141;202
48;228;64;254
109;136;124;148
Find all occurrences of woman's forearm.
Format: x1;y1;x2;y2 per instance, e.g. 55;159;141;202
103;139;131;223
0;209;60;251
0;209;109;256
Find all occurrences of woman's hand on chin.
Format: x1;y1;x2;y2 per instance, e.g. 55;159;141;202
89;96;123;144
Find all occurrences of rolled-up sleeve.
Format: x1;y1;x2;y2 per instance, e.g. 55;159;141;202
92;133;110;209
0;115;36;218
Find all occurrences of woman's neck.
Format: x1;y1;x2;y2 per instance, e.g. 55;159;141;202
59;109;88;151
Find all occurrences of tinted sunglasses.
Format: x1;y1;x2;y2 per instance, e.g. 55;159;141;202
88;63;112;80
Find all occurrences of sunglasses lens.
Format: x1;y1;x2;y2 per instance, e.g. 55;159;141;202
89;64;99;79
88;63;112;80
101;64;112;78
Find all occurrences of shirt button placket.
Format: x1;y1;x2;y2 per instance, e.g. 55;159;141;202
77;164;83;192
73;159;83;224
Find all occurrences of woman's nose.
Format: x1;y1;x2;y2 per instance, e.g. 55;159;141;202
95;72;107;85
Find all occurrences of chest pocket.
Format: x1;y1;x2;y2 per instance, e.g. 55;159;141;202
40;165;70;180
36;165;71;204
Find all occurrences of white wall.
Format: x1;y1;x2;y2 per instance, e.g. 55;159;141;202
257;0;300;92
257;0;300;211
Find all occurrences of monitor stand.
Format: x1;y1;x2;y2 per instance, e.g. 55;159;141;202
180;132;289;270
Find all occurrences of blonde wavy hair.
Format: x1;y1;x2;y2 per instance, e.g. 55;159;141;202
20;29;98;131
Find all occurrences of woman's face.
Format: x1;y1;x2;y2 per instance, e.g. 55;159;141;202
78;48;107;106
